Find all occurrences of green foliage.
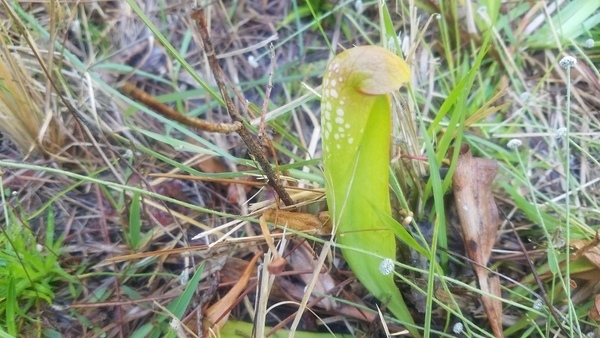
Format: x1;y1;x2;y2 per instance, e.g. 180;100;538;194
221;320;355;337
127;191;142;250
132;263;204;337
523;0;600;49
0;206;74;333
282;0;334;28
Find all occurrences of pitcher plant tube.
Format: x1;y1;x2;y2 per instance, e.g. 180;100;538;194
321;45;418;336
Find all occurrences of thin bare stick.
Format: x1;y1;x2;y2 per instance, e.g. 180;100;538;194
191;8;294;206
258;43;276;142
500;208;568;334
121;82;241;133
258;43;285;192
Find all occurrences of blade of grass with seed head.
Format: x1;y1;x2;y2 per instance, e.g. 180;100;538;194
321;45;419;336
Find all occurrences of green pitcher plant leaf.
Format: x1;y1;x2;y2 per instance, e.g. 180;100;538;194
321;46;418;336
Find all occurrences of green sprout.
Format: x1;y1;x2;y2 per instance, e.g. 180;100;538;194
321;46;418;336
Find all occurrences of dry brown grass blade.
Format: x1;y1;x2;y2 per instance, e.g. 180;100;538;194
452;144;503;337
0;24;63;156
464;87;510;129
259;214;287;275
105;232;299;263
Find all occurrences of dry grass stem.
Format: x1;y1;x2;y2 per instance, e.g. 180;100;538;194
0;26;62;156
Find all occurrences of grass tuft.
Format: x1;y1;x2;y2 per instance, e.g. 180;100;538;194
0;25;63;157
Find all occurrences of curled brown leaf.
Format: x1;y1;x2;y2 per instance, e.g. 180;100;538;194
452;144;503;337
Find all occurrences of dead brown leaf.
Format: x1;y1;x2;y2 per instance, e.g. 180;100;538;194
263;209;333;236
287;241;338;311
572;238;600;270
452;144;503;337
588;294;600;322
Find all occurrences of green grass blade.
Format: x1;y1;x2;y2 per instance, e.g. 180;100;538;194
6;276;17;336
124;0;223;105
128;191;142;251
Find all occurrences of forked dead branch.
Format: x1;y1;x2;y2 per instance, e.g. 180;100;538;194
121;7;296;208
190;8;295;207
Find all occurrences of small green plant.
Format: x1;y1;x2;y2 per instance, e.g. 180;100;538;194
320;45;419;336
0;203;75;335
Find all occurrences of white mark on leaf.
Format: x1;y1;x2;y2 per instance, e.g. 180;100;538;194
379;258;394;275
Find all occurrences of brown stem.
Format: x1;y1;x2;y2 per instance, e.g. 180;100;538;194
500;208;568;334
258;43;276;142
191;8;295;206
121;82;241;133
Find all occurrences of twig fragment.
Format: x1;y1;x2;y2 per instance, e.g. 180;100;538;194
258;43;276;142
121;82;241;133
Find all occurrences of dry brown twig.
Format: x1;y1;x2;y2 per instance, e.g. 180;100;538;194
120;82;241;133
191;8;295;207
258;43;276;142
120;8;296;207
500;208;569;334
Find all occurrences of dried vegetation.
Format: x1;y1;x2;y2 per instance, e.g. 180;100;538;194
0;0;599;337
